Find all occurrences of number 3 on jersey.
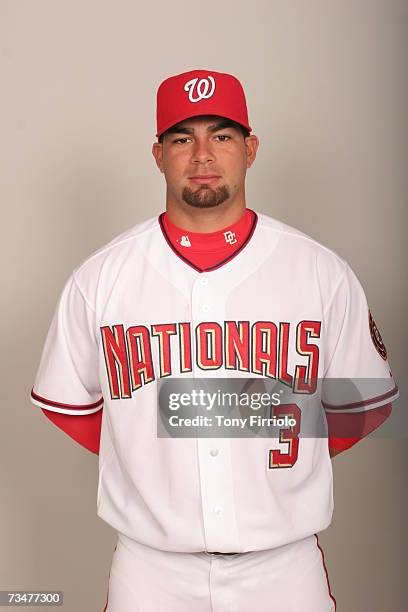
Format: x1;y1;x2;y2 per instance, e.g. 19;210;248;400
269;404;301;469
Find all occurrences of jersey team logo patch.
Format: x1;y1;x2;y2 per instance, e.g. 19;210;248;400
369;309;387;360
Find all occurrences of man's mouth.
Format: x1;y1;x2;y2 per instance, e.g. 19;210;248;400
188;175;221;185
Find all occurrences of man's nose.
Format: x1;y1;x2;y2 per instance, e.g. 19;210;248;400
191;139;215;164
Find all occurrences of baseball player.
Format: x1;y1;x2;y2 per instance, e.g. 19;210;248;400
31;69;398;611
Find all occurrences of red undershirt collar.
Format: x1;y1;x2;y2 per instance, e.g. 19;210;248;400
161;208;255;253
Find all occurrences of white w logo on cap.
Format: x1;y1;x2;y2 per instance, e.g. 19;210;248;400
184;76;216;103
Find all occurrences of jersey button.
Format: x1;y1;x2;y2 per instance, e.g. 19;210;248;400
210;448;219;457
202;304;210;313
200;277;208;285
214;506;222;516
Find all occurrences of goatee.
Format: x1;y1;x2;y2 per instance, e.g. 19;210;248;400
182;184;230;209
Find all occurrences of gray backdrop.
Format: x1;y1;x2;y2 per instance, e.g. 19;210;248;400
1;1;407;610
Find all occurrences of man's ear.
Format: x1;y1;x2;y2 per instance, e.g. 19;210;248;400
245;135;259;168
152;142;164;173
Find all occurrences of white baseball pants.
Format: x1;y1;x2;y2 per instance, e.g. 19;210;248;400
103;533;336;611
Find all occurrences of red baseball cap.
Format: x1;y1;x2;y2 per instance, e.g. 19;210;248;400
156;69;252;138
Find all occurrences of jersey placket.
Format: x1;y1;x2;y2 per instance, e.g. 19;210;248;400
190;271;241;553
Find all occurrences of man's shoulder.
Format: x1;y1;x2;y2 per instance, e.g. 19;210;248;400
70;214;160;296
256;210;347;271
75;215;159;272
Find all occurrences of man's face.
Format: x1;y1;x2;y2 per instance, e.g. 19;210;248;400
152;115;258;210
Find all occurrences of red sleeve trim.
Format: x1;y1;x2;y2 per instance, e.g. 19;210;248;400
31;388;103;411
329;436;361;451
322;384;398;411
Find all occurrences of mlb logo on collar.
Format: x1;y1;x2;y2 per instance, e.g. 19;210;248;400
177;231;238;248
180;235;191;248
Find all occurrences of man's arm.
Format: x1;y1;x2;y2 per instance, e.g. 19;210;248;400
41;408;102;455
31;274;104;453
327;403;392;457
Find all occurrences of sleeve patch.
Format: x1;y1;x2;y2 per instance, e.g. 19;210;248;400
369;309;387;361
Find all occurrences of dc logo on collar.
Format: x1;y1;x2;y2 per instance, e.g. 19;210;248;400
184;76;216;103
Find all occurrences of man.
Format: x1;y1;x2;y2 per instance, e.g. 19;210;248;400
31;69;398;611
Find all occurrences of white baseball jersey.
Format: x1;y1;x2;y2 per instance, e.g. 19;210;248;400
31;211;398;553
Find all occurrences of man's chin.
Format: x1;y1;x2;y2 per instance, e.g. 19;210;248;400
182;185;230;209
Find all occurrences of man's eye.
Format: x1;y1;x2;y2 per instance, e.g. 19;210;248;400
173;137;190;144
215;134;231;142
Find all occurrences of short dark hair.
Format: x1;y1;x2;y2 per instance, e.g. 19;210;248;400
158;117;250;143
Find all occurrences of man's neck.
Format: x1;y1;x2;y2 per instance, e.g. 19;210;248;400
165;199;246;233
